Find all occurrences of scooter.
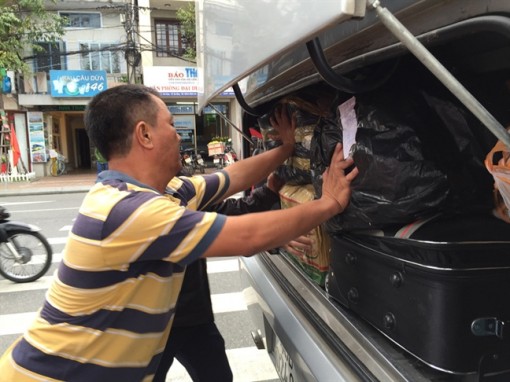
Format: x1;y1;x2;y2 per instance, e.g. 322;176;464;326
0;207;53;283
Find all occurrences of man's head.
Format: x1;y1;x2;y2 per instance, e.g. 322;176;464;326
84;84;183;190
84;84;161;160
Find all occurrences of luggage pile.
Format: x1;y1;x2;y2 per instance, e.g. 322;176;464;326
257;76;510;374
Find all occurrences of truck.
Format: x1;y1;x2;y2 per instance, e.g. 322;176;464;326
197;1;510;380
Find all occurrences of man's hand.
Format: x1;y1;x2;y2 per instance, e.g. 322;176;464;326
266;172;285;194
283;234;314;257
321;143;359;214
269;106;296;155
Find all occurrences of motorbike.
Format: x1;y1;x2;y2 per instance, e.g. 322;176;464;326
194;150;206;174
223;139;238;166
0;207;53;283
181;148;207;174
180;147;195;175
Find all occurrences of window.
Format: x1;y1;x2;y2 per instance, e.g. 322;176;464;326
34;42;66;72
155;19;189;57
60;12;101;28
80;43;121;73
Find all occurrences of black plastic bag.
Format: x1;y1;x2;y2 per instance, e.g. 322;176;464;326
312;94;450;232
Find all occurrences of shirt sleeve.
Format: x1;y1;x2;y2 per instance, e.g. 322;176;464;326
209;185;280;215
169;170;230;211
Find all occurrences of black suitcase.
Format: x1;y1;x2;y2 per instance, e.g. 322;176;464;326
326;212;510;375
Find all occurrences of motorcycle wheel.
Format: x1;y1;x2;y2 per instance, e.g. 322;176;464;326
0;230;53;283
199;165;206;174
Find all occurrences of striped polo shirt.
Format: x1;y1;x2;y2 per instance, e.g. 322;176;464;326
0;170;229;381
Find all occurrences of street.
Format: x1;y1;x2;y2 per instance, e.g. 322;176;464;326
0;192;278;382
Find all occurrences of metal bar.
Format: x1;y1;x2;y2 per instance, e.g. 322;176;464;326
207;103;254;145
368;0;510;149
233;83;261;116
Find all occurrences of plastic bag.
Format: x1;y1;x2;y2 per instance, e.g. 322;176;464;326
311;94;450;232
258;96;331;185
485;137;510;223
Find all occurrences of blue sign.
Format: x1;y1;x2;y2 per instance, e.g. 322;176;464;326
50;70;108;97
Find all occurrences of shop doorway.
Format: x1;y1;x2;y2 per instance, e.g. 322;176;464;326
76;128;91;170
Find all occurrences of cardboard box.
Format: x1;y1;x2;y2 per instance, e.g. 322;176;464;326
279;184;331;286
207;142;225;156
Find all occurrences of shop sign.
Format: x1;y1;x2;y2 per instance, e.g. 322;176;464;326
50;70;107;97
169;104;195;114
144;66;234;97
144;66;200;96
57;105;86;111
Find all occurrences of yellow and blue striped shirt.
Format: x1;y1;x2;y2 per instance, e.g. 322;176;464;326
0;170;229;381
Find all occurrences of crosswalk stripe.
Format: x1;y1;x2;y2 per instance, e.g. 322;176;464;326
167;347;278;382
0;275;54;293
0;258;240;294
48;237;68;245
0;292;248;337
0;312;37;336
211;292;247;313
206;258;239;273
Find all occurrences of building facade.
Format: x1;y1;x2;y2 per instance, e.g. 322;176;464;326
1;0;240;178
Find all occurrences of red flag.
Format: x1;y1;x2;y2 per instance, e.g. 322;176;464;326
10;125;21;167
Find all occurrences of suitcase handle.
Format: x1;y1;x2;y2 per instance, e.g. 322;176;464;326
471;317;506;339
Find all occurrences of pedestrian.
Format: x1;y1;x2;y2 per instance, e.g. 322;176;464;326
0;84;358;381
95;147;108;174
153;173;285;382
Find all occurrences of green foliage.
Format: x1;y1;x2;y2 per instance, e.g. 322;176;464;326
211;136;230;143
0;0;66;74
176;2;196;60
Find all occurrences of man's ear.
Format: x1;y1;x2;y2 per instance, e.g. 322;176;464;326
135;121;153;148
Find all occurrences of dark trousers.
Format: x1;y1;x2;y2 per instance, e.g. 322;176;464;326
153;322;233;382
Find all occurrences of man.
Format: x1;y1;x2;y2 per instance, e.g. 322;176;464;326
153;174;285;382
0;84;358;381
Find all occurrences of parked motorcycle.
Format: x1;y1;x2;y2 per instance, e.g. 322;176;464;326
181;148;207;174
0;207;53;283
180;147;195;175
223;139;238;166
194;150;206;174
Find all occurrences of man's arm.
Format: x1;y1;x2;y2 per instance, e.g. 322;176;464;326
211;173;284;215
211;186;279;216
221;107;295;199
202;143;359;258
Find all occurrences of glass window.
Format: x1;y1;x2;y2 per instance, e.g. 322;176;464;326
155;19;189;57
80;42;121;73
34;42;66;72
60;12;101;28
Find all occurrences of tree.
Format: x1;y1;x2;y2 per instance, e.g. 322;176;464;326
176;2;196;61
0;0;66;75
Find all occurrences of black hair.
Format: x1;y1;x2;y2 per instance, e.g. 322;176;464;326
84;84;161;159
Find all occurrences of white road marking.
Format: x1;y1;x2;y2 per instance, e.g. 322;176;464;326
0;201;53;206
0;312;37;336
166;347;278;382
207;258;239;273
211;292;247;313
7;207;80;213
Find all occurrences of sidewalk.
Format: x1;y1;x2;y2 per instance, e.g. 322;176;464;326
0;171;97;196
0;167;221;197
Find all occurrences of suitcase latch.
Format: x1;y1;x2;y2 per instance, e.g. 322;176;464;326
471;317;505;339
